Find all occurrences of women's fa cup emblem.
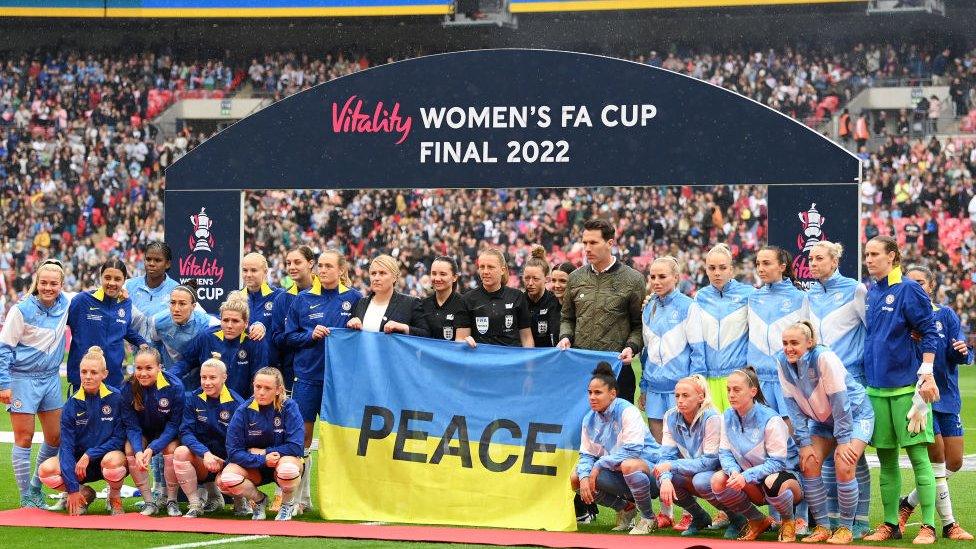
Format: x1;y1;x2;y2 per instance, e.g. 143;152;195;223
797;203;825;252
189;207;215;252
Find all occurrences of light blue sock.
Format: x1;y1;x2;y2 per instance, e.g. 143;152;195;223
717;487;763;521
855;456;871;528
624;471;654;519
12;445;32;497
152;453;165;497
766;490;795;520
836;479;859;529
822;455;839;528
801;474;829;526
796;499;809;526
30;443;58;491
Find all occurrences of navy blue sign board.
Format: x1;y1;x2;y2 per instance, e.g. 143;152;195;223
165;49;861;311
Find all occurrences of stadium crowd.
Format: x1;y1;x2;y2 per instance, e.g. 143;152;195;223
2;42;976;329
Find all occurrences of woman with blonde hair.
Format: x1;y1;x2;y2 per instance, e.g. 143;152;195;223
455;248;533;347
218;367;304;521
775;321;873;544
1;260;72;507
38;346;128;516
653;375;734;537
174;352;245;517
347;254;428;336
174;291;268;397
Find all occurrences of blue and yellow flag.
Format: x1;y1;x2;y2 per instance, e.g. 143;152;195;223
318;329;619;531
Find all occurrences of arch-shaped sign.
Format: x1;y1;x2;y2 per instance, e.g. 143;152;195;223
165;49;860;308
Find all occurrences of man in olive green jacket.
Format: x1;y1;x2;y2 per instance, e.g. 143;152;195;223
557;218;646;403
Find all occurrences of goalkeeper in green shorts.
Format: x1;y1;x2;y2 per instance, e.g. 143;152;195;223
862;237;941;545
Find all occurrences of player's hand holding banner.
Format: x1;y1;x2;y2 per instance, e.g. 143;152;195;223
318;329;619;531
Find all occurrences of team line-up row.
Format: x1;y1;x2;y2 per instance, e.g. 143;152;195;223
0;219;969;541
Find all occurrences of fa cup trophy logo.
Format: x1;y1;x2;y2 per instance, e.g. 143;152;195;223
797;203;825;253
189;207;215;252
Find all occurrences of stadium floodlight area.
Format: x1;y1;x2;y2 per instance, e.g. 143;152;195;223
164;49;860;312
866;0;945;15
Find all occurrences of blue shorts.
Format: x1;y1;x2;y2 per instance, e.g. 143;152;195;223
7;376;63;414
933;411;964;437
645;392;676;421
68;458;106;485
760;379;788;417
810;416;875;445
292;380;323;423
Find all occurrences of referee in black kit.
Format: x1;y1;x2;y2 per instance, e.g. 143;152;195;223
455;248;534;348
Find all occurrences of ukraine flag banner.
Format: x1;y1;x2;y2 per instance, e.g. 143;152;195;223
318;329;620;531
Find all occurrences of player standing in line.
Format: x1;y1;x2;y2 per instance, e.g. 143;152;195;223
418;257;465;342
522;245;560;348
897;265;973;541
0;260;71;508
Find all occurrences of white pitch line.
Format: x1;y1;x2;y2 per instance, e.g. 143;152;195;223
149;535;270;549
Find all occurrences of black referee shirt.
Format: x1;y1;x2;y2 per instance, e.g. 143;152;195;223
525;289;561;348
419;291;465;341
457;286;531;347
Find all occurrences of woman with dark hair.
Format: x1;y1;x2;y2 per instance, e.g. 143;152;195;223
67;258;148;391
550;262;575;306
746;246;808;420
574;361;662;535
269;245;318;392
419;256;465;341
147;283;219;372
711;367;803;542
126;241;178;341
897;266;973;540
121;346;185;516
861;236;941;544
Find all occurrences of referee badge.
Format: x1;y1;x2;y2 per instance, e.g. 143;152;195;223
537;320;548;334
475;316;489;334
505;315;514;329
443;326;454;340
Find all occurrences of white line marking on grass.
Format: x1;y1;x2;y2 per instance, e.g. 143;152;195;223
150;535;270;549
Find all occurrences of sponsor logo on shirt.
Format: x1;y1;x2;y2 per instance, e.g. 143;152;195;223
309;312;324;320
310;304;321;309
505;315;514;329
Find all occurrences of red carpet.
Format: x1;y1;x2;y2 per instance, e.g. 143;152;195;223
0;508;854;548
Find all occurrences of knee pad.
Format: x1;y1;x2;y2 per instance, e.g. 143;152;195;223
173;459;194;474
218;471;246;494
275;462;301;481
102;466;127;483
40;474;63;490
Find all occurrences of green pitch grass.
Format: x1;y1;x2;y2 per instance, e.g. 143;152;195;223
0;367;974;548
